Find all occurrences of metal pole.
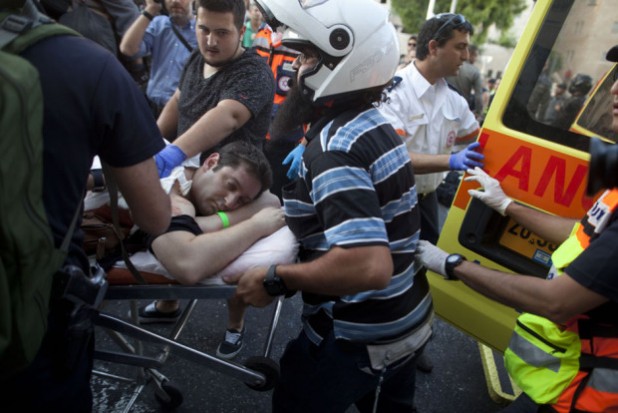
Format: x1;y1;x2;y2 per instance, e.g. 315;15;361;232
450;0;458;13
426;0;436;19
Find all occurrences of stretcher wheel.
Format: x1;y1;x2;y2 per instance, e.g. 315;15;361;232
154;380;184;409
243;356;280;391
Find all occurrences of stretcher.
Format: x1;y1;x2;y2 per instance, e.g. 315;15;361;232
90;226;298;411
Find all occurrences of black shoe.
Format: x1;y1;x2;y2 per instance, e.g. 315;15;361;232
416;353;433;373
216;327;245;359
137;301;181;324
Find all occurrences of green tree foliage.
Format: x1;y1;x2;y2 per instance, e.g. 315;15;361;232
390;0;527;45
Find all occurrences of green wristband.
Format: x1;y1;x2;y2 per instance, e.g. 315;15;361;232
217;211;230;228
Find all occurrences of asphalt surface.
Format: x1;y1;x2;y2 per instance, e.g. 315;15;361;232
91;294;514;413
91;204;515;413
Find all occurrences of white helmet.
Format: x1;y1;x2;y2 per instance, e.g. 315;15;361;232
255;0;399;104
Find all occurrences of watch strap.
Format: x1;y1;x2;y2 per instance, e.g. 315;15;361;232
445;254;466;280
263;265;295;297
142;10;155;21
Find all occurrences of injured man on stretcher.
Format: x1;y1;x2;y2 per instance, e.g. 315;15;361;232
89;141;297;359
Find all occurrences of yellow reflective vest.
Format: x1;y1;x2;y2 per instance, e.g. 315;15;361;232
504;189;618;412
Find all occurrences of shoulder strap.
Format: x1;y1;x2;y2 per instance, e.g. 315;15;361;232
170;21;193;53
101;162;147;285
0;0;79;53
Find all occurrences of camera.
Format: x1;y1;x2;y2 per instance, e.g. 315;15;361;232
587;137;618;195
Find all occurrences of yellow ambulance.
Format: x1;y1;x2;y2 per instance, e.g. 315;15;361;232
433;0;618;353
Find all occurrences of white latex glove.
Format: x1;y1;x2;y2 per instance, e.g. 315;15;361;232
464;167;513;216
416;240;448;277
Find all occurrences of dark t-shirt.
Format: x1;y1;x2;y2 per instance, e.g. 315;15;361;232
22;36;165;270
177;48;274;157
566;215;618;322
147;214;202;255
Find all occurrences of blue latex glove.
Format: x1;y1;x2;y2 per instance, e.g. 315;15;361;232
155;144;187;178
448;141;484;171
282;144;305;180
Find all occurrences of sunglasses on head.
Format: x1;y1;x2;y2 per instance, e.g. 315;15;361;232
433;13;468;40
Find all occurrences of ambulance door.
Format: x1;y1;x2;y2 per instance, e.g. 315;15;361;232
432;0;618;352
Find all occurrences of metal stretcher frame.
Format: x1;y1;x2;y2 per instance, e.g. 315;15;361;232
92;268;283;411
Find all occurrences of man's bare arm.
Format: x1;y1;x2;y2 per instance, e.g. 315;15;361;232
453;261;608;324
119;0;160;57
108;158;171;235
172;100;253;159
152;207;284;284
194;191;281;233
279;245;393;295
231;245;394;308
157;89;180;139
505;202;577;245
409;151;451;174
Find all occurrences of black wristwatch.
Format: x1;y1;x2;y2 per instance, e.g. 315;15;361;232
142;10;155;21
263;265;291;297
444;254;466;280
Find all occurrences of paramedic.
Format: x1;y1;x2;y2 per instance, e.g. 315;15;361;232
378;13;482;245
417;45;618;413
230;0;432;411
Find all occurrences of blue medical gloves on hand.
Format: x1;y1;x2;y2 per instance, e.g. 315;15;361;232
155;144;187;178
282;144;305;180
448;142;484;171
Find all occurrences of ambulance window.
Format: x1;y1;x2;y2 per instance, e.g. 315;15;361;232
575;65;618;143
502;0;618;151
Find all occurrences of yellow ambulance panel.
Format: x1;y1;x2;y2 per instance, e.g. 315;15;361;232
432;0;618;352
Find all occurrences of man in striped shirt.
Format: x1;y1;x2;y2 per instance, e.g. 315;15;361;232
228;0;433;411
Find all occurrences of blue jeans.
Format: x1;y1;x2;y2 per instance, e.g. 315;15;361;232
273;330;421;413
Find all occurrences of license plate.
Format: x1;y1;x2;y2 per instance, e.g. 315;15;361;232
498;219;558;267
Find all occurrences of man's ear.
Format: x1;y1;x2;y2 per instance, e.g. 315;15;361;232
428;39;439;56
202;153;220;171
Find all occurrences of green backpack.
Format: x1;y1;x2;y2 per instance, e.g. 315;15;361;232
0;1;79;378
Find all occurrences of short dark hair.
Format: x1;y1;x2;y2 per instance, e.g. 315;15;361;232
214;141;272;196
416;14;474;61
197;0;246;30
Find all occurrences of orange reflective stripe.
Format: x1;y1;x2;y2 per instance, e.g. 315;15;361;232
553;371;618;413
549;190;618;412
454;128;480;146
551;371;588;413
575;225;590;249
573;189;618;250
603;189;618;206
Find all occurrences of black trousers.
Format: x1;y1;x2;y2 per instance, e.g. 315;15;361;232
0;301;94;413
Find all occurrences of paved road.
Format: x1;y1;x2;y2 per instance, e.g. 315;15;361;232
92;293;511;413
